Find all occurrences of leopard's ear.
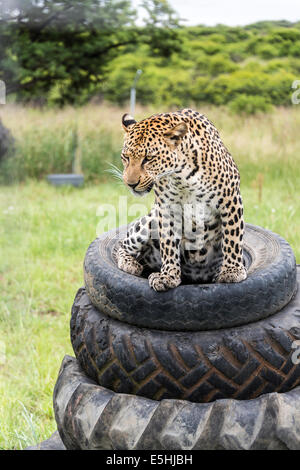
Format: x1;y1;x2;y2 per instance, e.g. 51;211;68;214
122;114;136;132
163;122;188;147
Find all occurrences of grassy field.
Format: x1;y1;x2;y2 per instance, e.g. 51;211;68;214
0;104;299;449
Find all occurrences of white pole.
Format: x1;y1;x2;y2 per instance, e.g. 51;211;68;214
130;87;136;116
130;69;142;118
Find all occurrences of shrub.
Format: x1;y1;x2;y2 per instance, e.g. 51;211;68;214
256;44;279;59
289;41;300;57
208;54;238;76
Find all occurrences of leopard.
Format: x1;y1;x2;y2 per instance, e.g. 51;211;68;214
116;108;247;292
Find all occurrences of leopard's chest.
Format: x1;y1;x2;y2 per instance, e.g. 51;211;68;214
161;177;220;225
157;183;221;246
155;180;222;273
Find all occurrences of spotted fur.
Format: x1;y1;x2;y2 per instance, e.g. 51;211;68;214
117;109;247;292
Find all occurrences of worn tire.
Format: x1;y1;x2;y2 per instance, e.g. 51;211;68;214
54;355;300;450
71;271;300;403
84;224;297;331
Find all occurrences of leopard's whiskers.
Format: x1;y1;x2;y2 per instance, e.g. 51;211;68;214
105;163;123;182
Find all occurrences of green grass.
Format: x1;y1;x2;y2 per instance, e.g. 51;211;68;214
0;103;299;449
0;181;153;449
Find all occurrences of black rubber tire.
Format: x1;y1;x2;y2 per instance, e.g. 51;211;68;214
71;272;300;403
84;224;297;331
54;355;300;450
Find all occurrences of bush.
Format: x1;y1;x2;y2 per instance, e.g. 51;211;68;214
100;23;300;111
6;22;299;112
208;54;238;76
289;41;300;57
256;44;279;59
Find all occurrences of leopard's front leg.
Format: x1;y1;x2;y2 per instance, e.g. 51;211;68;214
117;245;144;276
117;214;153;276
216;192;247;283
148;203;182;292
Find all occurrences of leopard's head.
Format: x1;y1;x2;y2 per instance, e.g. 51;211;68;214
121;113;188;196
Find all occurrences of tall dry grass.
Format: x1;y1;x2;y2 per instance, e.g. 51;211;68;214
1;103;299;186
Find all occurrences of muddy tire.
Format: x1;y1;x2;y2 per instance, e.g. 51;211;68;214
54;355;300;450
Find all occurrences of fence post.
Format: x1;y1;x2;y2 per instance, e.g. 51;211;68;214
130;69;142;117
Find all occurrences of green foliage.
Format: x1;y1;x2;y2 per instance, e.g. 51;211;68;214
1;5;300;111
256;44;279;59
208;54;238;76
103;50;194;107
290;41;300;57
0;0;180;105
101;20;300;111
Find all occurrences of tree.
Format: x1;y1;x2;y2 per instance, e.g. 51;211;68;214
0;0;180;104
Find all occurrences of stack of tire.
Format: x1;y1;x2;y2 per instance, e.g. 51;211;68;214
53;224;300;450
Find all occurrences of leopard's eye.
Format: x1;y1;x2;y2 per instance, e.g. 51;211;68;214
121;154;129;163
142;154;155;165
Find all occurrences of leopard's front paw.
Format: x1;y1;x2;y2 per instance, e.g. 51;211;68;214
118;255;143;276
148;271;181;292
215;265;247;283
